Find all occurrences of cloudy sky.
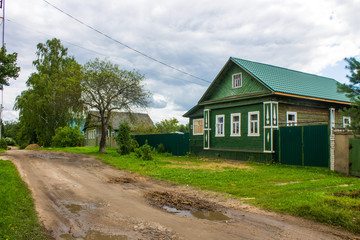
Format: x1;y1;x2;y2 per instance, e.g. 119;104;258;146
3;0;360;124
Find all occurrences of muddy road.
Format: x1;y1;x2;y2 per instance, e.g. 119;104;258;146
4;150;358;240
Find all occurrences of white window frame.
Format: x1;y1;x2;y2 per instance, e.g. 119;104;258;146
343;116;351;128
286;112;297;126
232;73;242;89
248;111;260;137
89;129;96;139
193;118;204;135
215;115;225;137
230;113;241;136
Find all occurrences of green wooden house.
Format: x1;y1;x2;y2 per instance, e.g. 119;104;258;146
183;57;352;161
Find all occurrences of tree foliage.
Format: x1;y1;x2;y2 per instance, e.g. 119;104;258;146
14;38;83;146
338;57;360;133
52;126;84;147
155;118;189;133
0;46;20;88
115;122;138;155
81;58;150;153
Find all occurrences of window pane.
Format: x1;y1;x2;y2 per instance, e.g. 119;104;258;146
233;115;239;122
251;114;257;121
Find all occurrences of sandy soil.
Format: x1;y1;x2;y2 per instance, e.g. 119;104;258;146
4;150;359;240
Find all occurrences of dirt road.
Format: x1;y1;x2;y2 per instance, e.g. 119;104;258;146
4;150;358;240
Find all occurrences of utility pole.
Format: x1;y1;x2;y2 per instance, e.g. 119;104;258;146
0;0;4;140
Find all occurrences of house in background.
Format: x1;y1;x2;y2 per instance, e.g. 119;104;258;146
83;111;154;147
183;57;351;162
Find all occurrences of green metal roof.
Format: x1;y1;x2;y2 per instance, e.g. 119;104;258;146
231;57;351;103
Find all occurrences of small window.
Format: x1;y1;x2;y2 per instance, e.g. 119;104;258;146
215;115;225;137
286;112;297;126
231;113;241;136
248;111;259;136
343;116;351;128
232;73;242;88
193;119;204;135
88;129;96;139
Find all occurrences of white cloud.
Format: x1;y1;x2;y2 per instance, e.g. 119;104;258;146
2;0;360;123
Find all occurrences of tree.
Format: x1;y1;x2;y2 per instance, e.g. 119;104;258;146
155;118;179;133
115;122;138;155
338;57;360;134
155;118;189;133
14;38;83;146
81;58;150;153
52;126;84;147
0;46;20;88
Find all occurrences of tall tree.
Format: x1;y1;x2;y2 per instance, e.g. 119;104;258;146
0;46;20;88
338;57;360;133
14;38;83;146
155;118;189;133
81;58;150;153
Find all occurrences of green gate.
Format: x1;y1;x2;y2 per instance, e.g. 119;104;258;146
274;125;329;167
349;138;360;177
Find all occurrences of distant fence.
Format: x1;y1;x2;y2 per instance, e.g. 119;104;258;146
133;133;189;156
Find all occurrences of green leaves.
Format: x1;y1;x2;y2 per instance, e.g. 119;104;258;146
0;46;20;87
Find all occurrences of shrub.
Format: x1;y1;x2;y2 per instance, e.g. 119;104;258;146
134;141;153;161
51;126;84;147
0;138;7;149
115;122;139;155
4;137;16;146
157;143;166;153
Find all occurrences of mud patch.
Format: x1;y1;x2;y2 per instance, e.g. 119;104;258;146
60;231;128;240
145;191;229;221
65;204;83;214
107;177;135;184
333;189;360;198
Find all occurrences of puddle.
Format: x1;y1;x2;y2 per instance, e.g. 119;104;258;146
163;205;229;221
65;204;83;213
107;177;135;184
60;231;128;240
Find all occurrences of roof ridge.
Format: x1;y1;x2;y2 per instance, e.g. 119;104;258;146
230;57;336;81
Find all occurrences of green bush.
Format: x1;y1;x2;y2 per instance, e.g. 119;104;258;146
5;137;16;146
134;141;153;161
51;126;84;147
0;138;7;149
115;122;139;155
157;143;166;153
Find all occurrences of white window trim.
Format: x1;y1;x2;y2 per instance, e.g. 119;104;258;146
232;73;242;89
248;111;260;137
215;115;225;137
193;118;204;135
343;116;351;128
286;112;297;126
230;113;241;136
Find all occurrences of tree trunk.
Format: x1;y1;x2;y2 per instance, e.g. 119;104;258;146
99;123;108;153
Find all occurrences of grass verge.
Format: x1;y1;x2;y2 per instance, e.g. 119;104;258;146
48;146;360;233
0;160;51;240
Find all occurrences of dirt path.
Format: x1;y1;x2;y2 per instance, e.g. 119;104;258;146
4;150;358;240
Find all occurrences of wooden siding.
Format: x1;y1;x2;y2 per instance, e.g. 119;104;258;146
278;103;346;127
203;62;270;102
208;104;263;151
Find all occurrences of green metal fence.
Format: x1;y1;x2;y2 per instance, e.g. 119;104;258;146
133;133;189;156
349;138;360;177
274;125;329;167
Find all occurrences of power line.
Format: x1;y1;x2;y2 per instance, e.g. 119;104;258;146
42;0;211;84
7;18;208;86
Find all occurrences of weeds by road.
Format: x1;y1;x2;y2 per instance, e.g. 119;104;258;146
48;146;360;233
0;160;51;239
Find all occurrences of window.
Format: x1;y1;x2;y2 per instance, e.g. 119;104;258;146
248;111;259;136
88;129;96;139
343;116;351;128
286;112;297;126
193;118;204;135
231;113;241;136
215;115;225;137
232;73;242;88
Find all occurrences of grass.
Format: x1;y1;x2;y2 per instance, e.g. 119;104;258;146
47;146;360;233
0;160;51;240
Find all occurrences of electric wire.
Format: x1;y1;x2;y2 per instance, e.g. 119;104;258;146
7;18;208;86
42;0;211;84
